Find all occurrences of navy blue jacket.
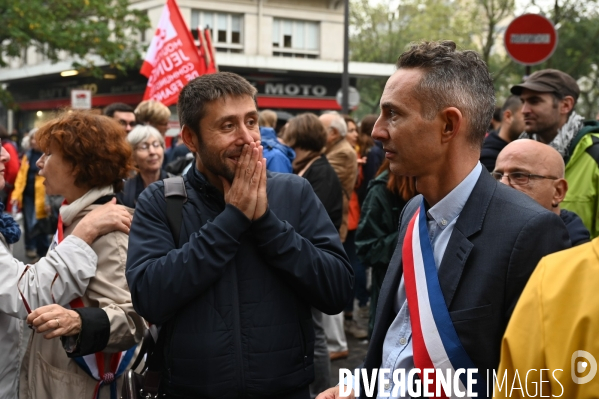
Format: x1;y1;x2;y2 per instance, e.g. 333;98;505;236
560;209;591;246
126;166;353;398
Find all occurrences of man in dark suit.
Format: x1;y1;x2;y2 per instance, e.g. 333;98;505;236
317;41;570;399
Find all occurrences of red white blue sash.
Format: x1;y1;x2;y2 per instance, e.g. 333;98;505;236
55;213;137;399
402;200;480;397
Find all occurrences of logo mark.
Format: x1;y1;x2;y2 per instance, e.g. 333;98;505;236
571;350;597;384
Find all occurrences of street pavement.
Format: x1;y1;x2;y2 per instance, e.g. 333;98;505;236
329;311;371;386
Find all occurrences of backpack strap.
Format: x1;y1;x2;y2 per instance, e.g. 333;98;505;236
134;177;187;396
565;120;599;165
585;135;599;167
163;176;187;246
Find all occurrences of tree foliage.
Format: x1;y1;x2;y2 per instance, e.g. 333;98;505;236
0;0;149;107
350;0;599;119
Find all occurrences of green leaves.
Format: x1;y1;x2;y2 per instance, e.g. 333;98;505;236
350;0;599;119
0;0;149;108
0;0;149;70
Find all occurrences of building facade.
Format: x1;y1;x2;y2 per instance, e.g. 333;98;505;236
0;0;393;135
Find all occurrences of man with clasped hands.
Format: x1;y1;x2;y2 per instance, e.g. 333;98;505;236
126;72;353;399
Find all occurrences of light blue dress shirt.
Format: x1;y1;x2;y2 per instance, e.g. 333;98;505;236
376;162;482;398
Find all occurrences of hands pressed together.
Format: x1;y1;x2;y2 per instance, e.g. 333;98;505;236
220;142;268;221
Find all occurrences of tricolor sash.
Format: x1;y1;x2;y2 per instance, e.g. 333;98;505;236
402;200;481;398
56;212;138;399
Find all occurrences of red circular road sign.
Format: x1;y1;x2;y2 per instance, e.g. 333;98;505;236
504;14;558;66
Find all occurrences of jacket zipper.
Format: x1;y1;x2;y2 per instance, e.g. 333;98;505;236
298;319;308;369
231;264;246;396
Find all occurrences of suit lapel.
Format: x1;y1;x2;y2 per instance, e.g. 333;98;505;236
437;170;497;308
365;196;420;370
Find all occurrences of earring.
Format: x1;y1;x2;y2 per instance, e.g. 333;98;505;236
551;202;559;208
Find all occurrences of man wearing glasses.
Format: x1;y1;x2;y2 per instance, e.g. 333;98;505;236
103;102;137;133
493;139;590;246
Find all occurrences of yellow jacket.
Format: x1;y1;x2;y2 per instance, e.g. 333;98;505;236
495;238;599;398
12;154;47;219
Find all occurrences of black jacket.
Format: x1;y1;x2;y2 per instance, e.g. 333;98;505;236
362;170;570;397
480;132;508;172
126;166;353;398
302;155;343;230
357;145;385;206
560;209;591;246
117;169;170;208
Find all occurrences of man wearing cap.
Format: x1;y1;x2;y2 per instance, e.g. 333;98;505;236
511;69;599;237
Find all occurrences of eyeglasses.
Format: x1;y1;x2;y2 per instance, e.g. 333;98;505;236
491;172;558;185
118;120;137;128
136;141;163;151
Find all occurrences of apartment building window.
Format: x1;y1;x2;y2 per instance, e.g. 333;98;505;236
191;10;243;53
272;19;319;58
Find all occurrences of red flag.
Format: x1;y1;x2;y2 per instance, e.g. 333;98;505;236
197;27;212;71
203;28;219;73
140;0;206;106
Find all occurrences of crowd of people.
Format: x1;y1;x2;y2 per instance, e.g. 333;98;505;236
0;39;598;399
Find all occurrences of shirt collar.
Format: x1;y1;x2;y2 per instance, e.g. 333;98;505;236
426;162;482;230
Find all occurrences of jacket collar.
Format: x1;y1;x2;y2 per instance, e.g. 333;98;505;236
60;186;115;226
187;164;226;207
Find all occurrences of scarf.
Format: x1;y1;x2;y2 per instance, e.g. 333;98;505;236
519;111;585;157
59;186;115;227
291;149;322;174
0;203;21;244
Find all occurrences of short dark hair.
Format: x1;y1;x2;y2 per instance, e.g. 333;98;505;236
178;72;257;138
284;113;327;152
0;125;8;139
502;95;522;114
492;107;502;122
104;102;135;118
36;111;133;192
396;40;495;147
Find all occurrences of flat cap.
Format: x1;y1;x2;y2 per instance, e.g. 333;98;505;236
510;69;579;101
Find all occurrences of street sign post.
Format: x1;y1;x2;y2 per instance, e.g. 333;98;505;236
504;14;558;73
336;86;360;111
71;89;92;110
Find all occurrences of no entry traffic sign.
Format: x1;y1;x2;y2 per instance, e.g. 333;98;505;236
504;14;558;66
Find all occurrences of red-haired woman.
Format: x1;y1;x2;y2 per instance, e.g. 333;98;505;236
0;144;131;399
19;111;146;399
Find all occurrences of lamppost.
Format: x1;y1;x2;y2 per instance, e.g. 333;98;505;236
341;0;350;114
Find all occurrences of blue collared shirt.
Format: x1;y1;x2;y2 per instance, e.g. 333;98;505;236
376;162;482;398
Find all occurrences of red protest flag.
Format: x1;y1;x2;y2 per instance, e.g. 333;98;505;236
203;28;219;73
197;27;212;71
140;0;206;106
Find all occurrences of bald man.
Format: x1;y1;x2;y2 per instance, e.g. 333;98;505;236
494;139;590;246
